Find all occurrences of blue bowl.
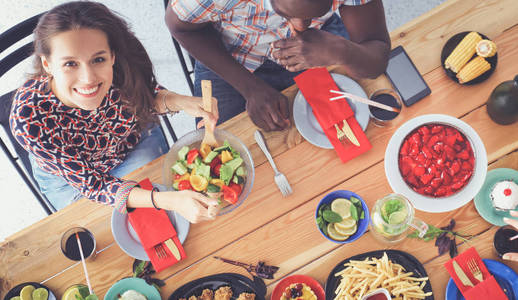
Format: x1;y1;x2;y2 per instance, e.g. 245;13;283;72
315;190;370;244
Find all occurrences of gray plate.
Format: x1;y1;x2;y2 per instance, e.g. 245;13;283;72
111;184;190;261
293;73;369;149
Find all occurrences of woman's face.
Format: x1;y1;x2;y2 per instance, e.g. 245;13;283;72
41;28;115;110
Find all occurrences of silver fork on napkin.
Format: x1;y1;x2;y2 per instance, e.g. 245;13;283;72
254;130;293;196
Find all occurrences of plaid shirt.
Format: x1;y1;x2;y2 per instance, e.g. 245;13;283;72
171;0;370;71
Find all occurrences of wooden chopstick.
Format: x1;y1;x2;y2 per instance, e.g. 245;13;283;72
329;90;401;113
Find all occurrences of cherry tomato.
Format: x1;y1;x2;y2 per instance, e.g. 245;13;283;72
186;149;200;164
229;183;242;195
178;180;192;191
209;156;221;176
213;164;222;177
221;185;238;204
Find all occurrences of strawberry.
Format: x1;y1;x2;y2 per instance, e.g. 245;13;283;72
427;135;440;148
420;173;434;185
410;132;422;146
456;132;465;142
457;150;470;160
431;125;444;134
414;165;426;176
451;181;465;190
407;174;419;187
409;144;419;157
444;145;456;161
432;142;444;154
435;187;447;197
441;171;452;185
430;177;442;189
422;146;433;159
445;135;457;147
416;153;427;165
418;126;430;136
461;161;472;170
400;140;409;156
424;186;435;195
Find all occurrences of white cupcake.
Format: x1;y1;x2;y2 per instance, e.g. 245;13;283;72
490;180;518;211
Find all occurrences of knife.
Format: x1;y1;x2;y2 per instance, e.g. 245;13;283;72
164;238;181;261
341;119;360;147
453;260;474;287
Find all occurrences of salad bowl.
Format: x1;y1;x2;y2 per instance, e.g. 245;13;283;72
162;128;255;216
384;114;487;213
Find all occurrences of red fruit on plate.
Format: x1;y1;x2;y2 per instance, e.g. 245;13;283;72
422;146;433;159
418;126;430;136
409;144;420;157
435;187;447;197
451;160;461;175
441;171;452;185
414;165;426;176
430;177;442;189
424;186;435;195
461;161;472;170
400;140;409;156
444;145;456;160
457;150;470;160
431;125;444;134
407;174;419;187
456;132;465;142
416;153;427;165
427;135;440;148
420;173;434;185
432;142;444;154
410;132;422;146
424;159;432;168
451;181;465;190
445;135;457;147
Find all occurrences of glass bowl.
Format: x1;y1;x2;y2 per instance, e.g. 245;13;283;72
162;128;255;216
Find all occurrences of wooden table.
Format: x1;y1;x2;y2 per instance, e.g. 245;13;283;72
2;0;518;299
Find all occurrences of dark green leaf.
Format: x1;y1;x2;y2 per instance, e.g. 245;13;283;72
78;286;90;299
350;197;360;205
133;260;147;277
75;295;84;300
323;210;342;223
350;205;358;221
322;223;328;236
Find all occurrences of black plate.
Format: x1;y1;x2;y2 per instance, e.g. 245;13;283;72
440;31;497;85
4;282;57;300
325;250;434;300
168;273;266;300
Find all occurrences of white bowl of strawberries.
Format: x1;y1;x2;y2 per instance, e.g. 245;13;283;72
385;114;487;213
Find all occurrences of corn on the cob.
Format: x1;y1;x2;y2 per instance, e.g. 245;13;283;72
476;39;497;58
445;32;482;73
456;56;490;83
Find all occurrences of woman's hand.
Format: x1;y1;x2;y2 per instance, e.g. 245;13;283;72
158;190;219;223
503;210;518;261
165;91;218;129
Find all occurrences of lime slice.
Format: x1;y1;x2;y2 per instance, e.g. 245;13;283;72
32;288;48;300
327;223;349;241
10;297;21;300
334;217;356;231
334;223;357;236
331;198;352;219
20;285;35;300
61;287;80;300
388;211;407;225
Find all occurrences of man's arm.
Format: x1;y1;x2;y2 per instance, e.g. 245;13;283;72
338;0;391;78
272;0;390;79
165;6;290;131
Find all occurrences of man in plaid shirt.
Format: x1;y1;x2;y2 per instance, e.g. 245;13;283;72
166;0;390;131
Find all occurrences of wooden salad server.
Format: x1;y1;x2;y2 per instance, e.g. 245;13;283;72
201;80;218;147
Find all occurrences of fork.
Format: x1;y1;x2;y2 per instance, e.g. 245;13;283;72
154;244;168;260
467;259;484;282
334;123;348;145
254;130;292;197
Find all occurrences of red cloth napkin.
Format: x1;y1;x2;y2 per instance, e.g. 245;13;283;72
294;68;371;163
128;178;186;272
444;247;508;300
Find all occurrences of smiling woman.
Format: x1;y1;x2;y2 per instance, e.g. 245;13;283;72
8;1;221;224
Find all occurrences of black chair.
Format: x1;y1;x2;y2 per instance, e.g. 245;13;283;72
0;13;56;215
163;0;196;96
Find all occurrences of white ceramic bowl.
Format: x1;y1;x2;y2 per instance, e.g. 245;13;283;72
162;128;255;215
384;114;487;213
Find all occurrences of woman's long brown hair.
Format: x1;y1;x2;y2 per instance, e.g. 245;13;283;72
32;1;158;129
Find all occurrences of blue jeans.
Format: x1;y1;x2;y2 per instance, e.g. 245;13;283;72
194;13;350;124
29;125;168;210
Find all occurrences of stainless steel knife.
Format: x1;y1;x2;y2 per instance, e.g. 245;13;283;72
453;260;474;287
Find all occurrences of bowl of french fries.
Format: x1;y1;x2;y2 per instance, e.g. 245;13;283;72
325;250;434;300
441;31;497;85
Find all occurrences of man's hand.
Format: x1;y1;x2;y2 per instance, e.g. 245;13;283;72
271;29;342;72
245;83;290;132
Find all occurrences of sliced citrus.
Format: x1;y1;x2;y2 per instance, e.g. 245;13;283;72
20;285;35;300
210;178;225;188
199;143;212;159
388;211;408;225
10;297;21;300
330;198;352;219
334;223;357;236
327;223;350;241
190;174;208;192
32;288;48;300
334;217;357;231
62;287;80;300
